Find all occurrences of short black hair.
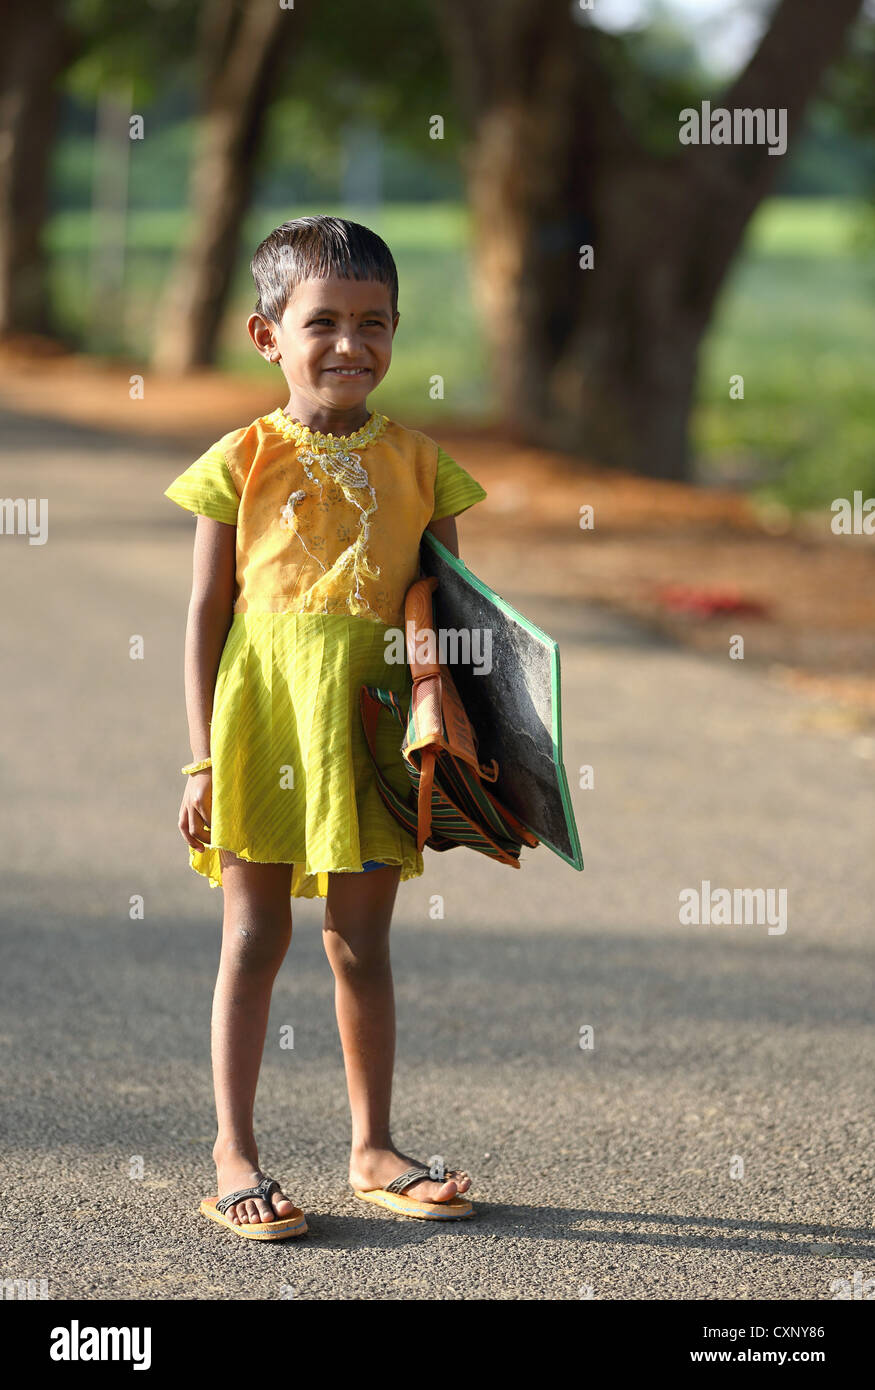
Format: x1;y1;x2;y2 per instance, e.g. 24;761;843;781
251;215;398;325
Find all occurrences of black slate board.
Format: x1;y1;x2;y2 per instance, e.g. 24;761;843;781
419;530;583;871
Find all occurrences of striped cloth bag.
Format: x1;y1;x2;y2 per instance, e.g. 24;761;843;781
359;575;539;866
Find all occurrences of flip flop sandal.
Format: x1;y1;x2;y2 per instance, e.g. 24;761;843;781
353;1165;475;1220
200;1176;308;1240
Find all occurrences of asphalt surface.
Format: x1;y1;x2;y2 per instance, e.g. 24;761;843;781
1;407;873;1301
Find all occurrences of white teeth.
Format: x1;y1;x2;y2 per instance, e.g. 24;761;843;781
331;368;367;374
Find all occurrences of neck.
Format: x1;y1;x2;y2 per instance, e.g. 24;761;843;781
283;395;371;436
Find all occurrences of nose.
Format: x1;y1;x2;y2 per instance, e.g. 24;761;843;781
334;326;364;355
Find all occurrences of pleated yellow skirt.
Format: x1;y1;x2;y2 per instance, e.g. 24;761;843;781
189;612;423;899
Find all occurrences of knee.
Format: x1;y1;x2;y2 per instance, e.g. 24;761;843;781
323;929;389;980
222;913;291;976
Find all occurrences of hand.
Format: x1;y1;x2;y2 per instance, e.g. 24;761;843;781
179;768;213;851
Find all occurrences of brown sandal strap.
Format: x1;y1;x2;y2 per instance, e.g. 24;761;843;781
215;1177;279;1216
383;1166;431;1196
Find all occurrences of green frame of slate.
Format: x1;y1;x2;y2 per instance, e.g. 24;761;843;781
421;529;583;872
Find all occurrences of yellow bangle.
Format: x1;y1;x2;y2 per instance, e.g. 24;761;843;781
181;757;212;775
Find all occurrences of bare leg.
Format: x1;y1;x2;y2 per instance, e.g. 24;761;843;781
323;866;471;1203
210;852;298;1226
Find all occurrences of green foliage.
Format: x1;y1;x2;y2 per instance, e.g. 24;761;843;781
696;199;875;510
271;0;453;148
64;0;198;104
585;1;875;184
46;0;875;500
588;13;713;158
57;0;461;212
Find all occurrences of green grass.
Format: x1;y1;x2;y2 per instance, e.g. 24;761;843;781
47;197;875;507
696;198;875;509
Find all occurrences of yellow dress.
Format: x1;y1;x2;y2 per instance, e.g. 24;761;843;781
164;409;487;899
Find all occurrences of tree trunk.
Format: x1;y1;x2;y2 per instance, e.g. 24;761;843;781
152;0;295;372
0;0;70;338
438;0;865;479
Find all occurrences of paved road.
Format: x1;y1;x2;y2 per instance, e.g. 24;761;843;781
1;408;873;1300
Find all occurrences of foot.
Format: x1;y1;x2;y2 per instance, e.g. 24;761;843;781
213;1140;298;1226
349;1146;472;1204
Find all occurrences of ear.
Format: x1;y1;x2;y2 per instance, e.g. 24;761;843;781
248;312;280;363
391;311;400;337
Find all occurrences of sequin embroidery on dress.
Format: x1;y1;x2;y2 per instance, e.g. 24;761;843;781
267;408;388;618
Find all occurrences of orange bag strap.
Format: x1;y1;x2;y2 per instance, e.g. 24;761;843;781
405;575;440;681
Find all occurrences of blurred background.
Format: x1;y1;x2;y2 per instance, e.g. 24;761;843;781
0;0;872;489
2;0;875;1303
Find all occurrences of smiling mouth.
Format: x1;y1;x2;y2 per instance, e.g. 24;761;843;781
324;367;371;375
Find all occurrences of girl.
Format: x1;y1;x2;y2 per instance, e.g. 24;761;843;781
165;216;487;1239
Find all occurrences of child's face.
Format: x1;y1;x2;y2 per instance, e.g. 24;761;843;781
249;273;399;410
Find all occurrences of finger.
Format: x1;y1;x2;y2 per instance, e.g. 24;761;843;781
180;827;207;850
181;808;201;848
178;815;201;849
182;807;209;851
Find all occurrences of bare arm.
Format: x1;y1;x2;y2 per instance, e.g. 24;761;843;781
184;515;237;758
425;513;460;559
178;515;236;850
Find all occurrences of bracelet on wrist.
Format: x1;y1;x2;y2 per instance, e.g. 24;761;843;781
181;757;212;776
